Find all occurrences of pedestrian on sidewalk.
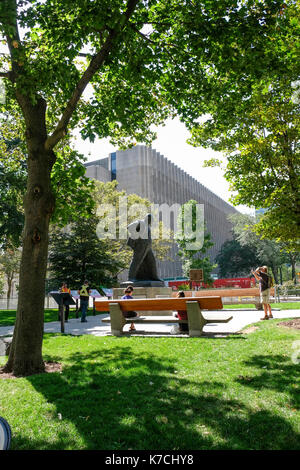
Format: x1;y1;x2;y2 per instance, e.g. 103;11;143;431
252;266;273;320
78;280;90;323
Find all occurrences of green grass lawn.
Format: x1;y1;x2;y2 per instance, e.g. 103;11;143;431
0;319;299;450
223;302;300;310
0;308;80;327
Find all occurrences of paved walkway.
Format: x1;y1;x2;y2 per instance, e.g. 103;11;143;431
1;308;299;338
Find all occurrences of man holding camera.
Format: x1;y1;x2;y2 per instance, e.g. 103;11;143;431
252;266;273;320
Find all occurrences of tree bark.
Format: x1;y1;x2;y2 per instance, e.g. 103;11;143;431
1;0;139;377
271;265;279;285
3;98;55;376
290;253;296;284
279;266;283;285
6;275;13;310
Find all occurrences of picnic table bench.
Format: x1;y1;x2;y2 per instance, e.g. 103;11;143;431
95;297;233;337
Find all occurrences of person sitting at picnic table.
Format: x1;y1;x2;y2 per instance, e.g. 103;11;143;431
176;290;189;333
121;286;138;332
60;282;71;322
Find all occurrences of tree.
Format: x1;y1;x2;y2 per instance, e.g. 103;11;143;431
279;241;300;284
0;112;96;233
188;1;300;244
0;0;286;375
215;239;260;278
175;200;215;284
0;161;25;247
0;117;26;248
0;273;4;297
228;213;294;284
177;233;216;285
48;180;175;289
0;245;21;308
48;217;127;290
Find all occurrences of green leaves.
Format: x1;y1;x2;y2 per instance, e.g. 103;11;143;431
0;116;26;248
0;112;96;235
1;1;298;244
2;0;289;147
188;1;300;244
50;144;96;226
175;199;215;283
48;215;127;289
216;239;260;278
227;212;299;282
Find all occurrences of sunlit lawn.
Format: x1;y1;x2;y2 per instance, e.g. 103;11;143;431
0;308;80;327
223;302;300;310
0;319;299;450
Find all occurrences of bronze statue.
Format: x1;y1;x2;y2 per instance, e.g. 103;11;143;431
125;213;165;287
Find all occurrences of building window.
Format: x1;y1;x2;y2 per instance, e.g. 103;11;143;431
110;152;116;181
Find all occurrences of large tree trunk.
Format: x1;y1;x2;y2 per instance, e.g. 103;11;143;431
289;253;296;284
271;265;279;285
279;266;283;285
3;98;55;376
6;275;13;310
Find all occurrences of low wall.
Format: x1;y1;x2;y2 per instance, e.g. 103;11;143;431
171;287;276;309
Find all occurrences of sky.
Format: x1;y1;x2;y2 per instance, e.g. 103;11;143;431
73;117;254;216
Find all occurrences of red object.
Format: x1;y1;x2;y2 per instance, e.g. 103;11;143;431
168;277;255;289
177;310;187;320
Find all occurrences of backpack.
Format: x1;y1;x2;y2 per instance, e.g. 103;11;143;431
268;275;274;288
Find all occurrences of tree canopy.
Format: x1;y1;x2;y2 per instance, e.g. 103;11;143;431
228;213;300;284
188;1;300;243
48;179;174;290
0;0;292;376
215;238;260;278
0;117;26;247
48;216;126;291
0;113;96;233
0;1;289;147
175;199;215;284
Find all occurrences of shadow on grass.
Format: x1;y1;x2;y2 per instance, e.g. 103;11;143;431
11;340;300;451
236;354;299;408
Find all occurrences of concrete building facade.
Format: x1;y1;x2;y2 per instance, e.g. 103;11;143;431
85;145;238;280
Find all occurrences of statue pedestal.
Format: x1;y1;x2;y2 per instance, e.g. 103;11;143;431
120;280;165;287
113;286;173;316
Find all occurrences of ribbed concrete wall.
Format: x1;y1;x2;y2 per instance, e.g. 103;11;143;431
85;163;111;182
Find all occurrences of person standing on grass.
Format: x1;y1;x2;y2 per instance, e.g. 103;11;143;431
121;286;138;332
252;266;273;320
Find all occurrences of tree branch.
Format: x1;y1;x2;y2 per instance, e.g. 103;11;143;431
3;0;21;75
129;22;195;64
130;22;185;53
45;0;139;151
129;23;157;45
0;71;11;79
